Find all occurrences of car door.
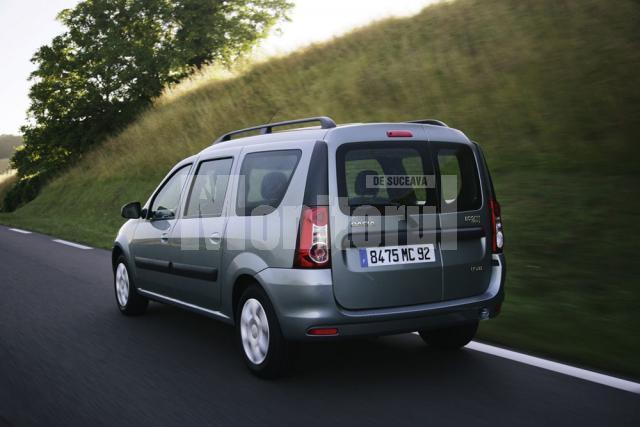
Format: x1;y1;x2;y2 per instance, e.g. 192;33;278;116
130;163;192;296
431;141;493;300
169;154;234;309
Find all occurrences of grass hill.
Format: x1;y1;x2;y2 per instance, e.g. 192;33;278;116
0;134;22;159
0;134;22;172
1;0;639;377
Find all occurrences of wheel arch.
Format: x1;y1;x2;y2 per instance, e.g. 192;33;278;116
112;244;125;270
221;251;271;323
231;274;264;324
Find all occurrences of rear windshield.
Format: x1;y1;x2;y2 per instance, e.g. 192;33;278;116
336;141;482;215
336;142;436;215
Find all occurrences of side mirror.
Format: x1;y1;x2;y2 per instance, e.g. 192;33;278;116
121;202;142;219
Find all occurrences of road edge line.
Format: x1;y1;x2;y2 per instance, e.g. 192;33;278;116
52;239;92;250
411;332;640;394
466;340;640;394
9;228;32;234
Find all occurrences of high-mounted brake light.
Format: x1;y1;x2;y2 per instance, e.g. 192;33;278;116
489;199;504;253
295;206;330;268
386;130;413;138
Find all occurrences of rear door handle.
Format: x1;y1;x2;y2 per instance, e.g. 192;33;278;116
160;232;169;243
209;232;221;245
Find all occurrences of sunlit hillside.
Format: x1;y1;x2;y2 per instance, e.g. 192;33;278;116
0;134;21;173
1;0;639;377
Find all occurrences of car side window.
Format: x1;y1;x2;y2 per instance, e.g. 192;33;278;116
236;150;301;216
434;143;481;212
150;165;191;220
184;157;233;218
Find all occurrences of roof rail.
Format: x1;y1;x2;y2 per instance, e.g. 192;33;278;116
405;119;448;127
214;116;337;143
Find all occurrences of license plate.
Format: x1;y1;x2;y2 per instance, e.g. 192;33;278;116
359;244;436;268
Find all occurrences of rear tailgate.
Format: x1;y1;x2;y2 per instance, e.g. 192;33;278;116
329;136;443;310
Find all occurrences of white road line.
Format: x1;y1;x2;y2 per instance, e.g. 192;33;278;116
466;340;640;394
412;332;639;394
9;228;32;234
52;239;92;250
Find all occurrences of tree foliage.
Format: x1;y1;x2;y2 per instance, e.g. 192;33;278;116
6;0;291;211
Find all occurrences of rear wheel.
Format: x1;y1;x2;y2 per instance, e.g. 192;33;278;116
418;321;478;349
114;256;148;315
236;284;291;379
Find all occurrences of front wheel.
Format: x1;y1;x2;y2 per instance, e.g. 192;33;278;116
236;285;292;378
418;321;478;350
114;256;148;316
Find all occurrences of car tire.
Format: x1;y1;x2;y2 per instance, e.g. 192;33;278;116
114;255;148;316
236;284;291;379
418;321;479;349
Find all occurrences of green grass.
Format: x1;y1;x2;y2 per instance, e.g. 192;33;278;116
2;0;640;378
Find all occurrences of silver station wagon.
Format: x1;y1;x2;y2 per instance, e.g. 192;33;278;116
113;117;505;377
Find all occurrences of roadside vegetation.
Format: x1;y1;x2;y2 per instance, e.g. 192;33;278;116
1;0;639;378
0;171;17;204
4;0;292;211
0;135;22;158
0;135;21;195
0;135;22;173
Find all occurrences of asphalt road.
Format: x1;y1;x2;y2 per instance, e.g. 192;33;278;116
0;225;638;426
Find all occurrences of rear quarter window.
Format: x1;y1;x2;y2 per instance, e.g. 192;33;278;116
236;149;301;216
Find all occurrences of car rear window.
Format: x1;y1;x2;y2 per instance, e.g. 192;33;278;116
336;142;436;215
432;142;482;212
236;149;301;216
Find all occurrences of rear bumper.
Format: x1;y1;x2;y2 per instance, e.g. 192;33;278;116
257;254;505;341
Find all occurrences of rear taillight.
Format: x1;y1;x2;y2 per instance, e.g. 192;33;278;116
295;206;330;268
489;199;504;253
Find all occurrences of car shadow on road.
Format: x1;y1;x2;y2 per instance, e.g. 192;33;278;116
97;300;640;427
140;301;494;386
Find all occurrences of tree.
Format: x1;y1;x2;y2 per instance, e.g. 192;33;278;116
6;0;291;211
